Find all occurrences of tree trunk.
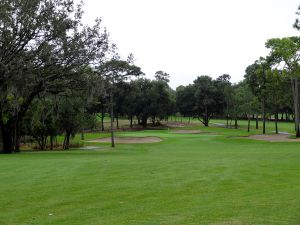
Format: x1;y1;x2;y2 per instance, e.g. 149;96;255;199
0;85;43;153
38;136;46;150
204;120;209;127
234;116;238;129
110;86;115;148
116;115;119;129
152;116;155;125
255;114;259;129
0;120;21;153
226;115;229;128
204;106;209;127
38;139;43;150
291;78;300;137
247;116;250;132
295;78;300;137
14;121;20;152
130;116;133;128
81;130;84;140
141;116;147;128
262;98;266;134
63;131;71;150
66;133;70;149
226;103;229;128
63;134;67;150
0;128;2;153
275;112;278;134
1;125;14;153
50;135;53;150
39;136;47;150
101;107;105;132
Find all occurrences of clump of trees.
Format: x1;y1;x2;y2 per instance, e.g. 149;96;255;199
0;0;109;153
176;75;228;126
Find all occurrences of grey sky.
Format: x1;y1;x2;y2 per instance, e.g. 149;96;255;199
81;0;300;89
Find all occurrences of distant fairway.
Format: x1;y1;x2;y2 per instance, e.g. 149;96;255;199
0;122;300;225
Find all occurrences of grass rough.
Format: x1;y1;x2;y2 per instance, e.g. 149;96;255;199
0;121;300;225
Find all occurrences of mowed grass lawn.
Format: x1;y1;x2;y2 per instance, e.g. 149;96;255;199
0;123;300;225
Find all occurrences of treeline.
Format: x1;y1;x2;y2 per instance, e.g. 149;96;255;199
0;0;177;154
1;0;300;153
20;71;176;151
176;74;292;132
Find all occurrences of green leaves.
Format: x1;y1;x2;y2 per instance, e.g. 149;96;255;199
266;37;300;75
98;59;144;82
0;0;110;152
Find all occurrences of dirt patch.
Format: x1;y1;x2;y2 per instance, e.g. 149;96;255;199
87;136;162;144
246;134;300;142
171;130;204;134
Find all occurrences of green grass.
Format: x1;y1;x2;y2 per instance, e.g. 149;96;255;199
210;119;296;134
1;124;300;225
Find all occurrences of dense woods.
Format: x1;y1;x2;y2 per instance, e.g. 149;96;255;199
1;0;300;153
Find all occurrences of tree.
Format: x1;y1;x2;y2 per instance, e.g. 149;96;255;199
57;93;95;150
97;59;143;147
22;68;99;150
245;58;270;134
148;80;173;125
233;82;256;131
293;5;300;30
154;70;170;83
265;69;289;134
125;77;174;128
131;78;152;127
266;37;300;137
176;85;195;121
216;74;232;126
87;74;109;132
23;97;59;150
123;81;139;128
0;0;109;153
113;81;129;129
193;76;222;126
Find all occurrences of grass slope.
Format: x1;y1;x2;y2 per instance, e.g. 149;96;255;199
0;125;300;225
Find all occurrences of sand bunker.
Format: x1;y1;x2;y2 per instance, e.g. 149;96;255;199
246;134;300;142
171;130;203;134
87;136;162;144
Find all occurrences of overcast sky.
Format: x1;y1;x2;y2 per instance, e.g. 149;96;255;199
81;0;300;89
